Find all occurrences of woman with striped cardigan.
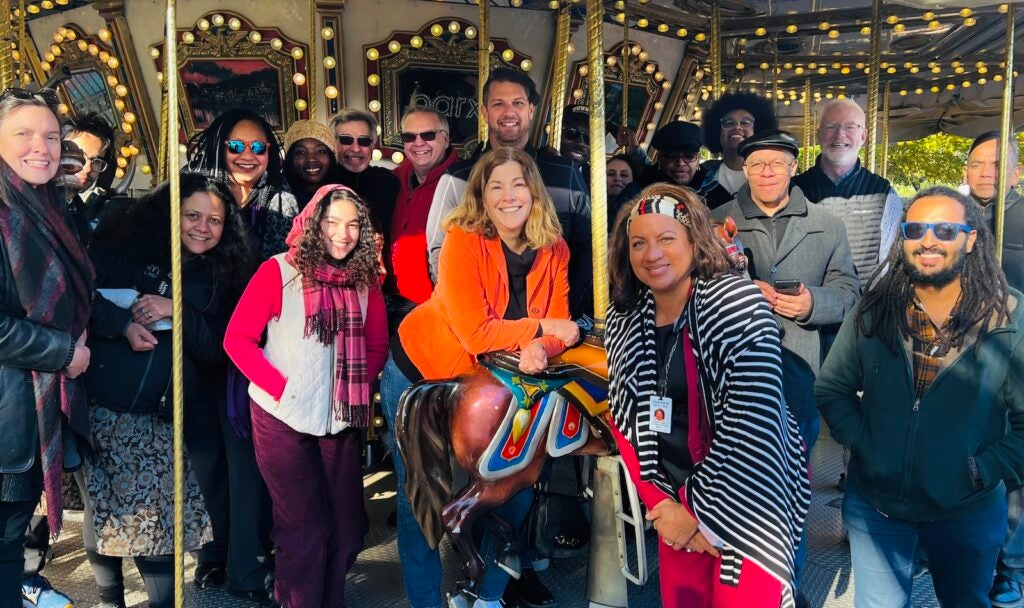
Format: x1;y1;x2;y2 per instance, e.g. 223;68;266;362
604;183;810;607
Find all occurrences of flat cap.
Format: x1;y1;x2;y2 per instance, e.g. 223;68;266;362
650;121;703;154
737;129;800;158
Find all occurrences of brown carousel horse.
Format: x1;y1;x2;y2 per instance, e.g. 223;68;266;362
394;216;745;596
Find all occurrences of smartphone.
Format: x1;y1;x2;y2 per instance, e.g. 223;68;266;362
773;279;803;296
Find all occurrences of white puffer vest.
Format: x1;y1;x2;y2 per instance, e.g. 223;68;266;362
248;254;368;436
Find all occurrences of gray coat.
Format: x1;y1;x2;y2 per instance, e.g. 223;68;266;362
713;184;859;423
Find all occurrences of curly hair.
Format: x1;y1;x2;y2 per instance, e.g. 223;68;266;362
443;147;562;249
701;91;779;155
856;185;1010;353
609;183;736;310
292;188;380;289
185;109;284;188
92;172;259;300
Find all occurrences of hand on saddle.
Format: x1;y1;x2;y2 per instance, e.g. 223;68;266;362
539;318;580;347
518;340;549;374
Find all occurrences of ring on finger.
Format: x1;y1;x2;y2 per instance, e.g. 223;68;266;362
664;539;674;547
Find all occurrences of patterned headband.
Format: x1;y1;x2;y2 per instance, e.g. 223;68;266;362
627;195;691;228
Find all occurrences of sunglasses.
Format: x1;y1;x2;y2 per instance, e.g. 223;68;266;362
563;126;589;142
225;139;268;155
0;87;60;109
721;117;754;129
901;221;973;241
400;130;445;144
337;134;373;147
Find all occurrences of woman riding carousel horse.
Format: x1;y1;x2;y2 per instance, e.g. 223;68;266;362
381;146;579;608
604;183;810;607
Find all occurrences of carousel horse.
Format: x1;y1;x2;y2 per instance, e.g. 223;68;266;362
395;216;747;597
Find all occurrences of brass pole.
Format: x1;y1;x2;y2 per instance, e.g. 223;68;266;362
994;3;1015;263
0;0;17;88
802;78;813;171
772;38;780;112
163;1;185;606
478;0;490;145
586;0;607;319
621;1;629;132
17;0;26;84
308;0;317;120
710;3;721;101
157;71;169;182
865;0;882;172
880;81;891;179
548;1;571;153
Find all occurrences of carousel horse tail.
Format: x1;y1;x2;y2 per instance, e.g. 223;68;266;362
395;378;459;550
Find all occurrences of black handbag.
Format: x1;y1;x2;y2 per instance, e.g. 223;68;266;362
525;461;590;559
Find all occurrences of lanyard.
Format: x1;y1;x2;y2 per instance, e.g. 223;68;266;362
656;327;681;398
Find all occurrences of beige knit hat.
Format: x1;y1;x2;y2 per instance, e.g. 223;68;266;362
283;119;335;152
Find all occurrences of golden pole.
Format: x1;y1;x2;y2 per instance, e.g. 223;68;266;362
0;0;17;88
994;3;1015;263
586;0;607;319
621;1;629;132
802;79;813;171
865;0;882;172
17;0;26;85
880;81;891;179
308;0;317;120
157;72;169;182
710;3;721;101
548;1;571;153
163;1;184;606
478;0;490;145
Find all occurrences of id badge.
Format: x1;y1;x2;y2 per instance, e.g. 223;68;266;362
648;395;673;433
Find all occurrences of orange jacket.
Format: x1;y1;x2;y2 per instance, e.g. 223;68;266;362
398;225;571;380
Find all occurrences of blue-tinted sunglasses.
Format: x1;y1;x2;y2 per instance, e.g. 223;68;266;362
900;221;973;241
225;139;268;155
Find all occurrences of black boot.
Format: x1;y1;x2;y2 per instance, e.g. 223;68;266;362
502;568;557;608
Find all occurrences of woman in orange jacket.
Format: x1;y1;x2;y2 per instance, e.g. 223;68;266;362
381;147;579;608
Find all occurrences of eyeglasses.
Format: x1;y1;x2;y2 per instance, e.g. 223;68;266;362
337;134;374;147
745;160;795;174
400;130;445;144
822;123;864;134
86;156;108;173
0;87;60;110
225;139;268;155
664;151;700;163
563;127;589;142
901;221;973;241
721;117;754;129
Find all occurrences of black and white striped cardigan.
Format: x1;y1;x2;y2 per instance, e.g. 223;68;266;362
606;273;810;604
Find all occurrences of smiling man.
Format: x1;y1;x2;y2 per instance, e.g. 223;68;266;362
697;92;779;209
793;99;903;284
329;108;399;241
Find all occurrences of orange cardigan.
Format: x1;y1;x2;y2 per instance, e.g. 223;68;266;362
398;225;572;380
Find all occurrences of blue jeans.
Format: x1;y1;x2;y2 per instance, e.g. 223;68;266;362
997;485;1024;581
843;486;1006;608
793;415;821;586
381;355;533;606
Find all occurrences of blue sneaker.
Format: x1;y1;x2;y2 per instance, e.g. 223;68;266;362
991;574;1024;608
21;575;73;608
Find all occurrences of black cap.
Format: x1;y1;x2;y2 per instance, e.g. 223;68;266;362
651;121;703;154
737;129;800;158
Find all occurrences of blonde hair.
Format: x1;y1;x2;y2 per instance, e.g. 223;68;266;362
443;147;562;249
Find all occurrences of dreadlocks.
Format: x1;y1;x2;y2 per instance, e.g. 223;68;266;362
856;185;1010;353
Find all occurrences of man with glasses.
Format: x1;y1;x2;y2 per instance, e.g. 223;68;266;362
697;91;779;209
962;132;1024;608
330;108;399;241
388;104;458;313
817;186;1023;608
793;99;903;284
426;67;592;319
713;130;858;605
58;112;115;244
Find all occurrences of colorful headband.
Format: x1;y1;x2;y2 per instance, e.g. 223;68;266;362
627;195;691;228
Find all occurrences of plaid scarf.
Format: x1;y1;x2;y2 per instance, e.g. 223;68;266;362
284;184;370;427
907;298;958;399
0;168;94;537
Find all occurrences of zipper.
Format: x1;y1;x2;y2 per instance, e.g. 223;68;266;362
127;350;156;414
326;339;336;435
898;397;922;501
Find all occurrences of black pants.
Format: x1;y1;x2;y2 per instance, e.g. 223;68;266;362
0;495;41;608
185;378;272;591
86;550;174;608
23;514;48;577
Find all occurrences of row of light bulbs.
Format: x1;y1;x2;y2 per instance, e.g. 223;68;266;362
10;0;69;17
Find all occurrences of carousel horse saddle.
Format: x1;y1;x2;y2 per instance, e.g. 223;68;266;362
475;360;605;481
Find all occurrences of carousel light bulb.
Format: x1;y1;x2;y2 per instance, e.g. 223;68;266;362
978;77;987;85
828;29;839;39
430;24;444;37
295;99;308;111
964;17;976;26
65;30;76;41
760;62;770;70
995;74;1004;81
860;26;871;36
44;52;55;62
654;71;664;81
946;83;956;90
606;56;617;67
325;85;339;99
321;27;334;40
80;40;91;52
502;49;515;62
578;65;588;76
894;23;906;33
448;21;460;33
572;88;584;100
50;44;61;55
211;14;224;26
755;27;767;36
818;66;827;74
662;81;671;89
676;28;688;37
366;48;379;60
465;27;477;39
26;5;40;14
630;44;641;55
955;66;965;74
511;0;522;6
120;122;132;134
124;112;136;124
115;84;128;97
271;38;283;51
107;57;120;69
116;157;128;169
915;87;923;94
736;62;745;70
786;24;798;34
291;47;304;60
197;18;210;31
928;20;940;29
388;40;401;53
841;66;851;74
520;59;532;71
694;32;706;41
367;73;379;86
115;168;125;179
368;99;381;112
98;50;109;62
795;66;805;74
654;101;663;110
149;46;159;58
228;18;241;30
979;66;988;74
391;151;405;164
637;18;649;28
818;21;830;30
999;4;1009;13
644;63;656;73
923;11;935;19
371;149;382;162
142;165;151;175
783;62;793;70
887;66;896;73
249;31;262;43
114;99;125;110
658;23;669;33
40;61;51;71
886;15;899;24
293;73;307;86
638;50;649;61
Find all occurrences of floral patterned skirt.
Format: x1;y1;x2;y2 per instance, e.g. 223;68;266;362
81;406;212;556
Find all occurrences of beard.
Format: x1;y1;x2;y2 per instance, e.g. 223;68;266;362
904;243;968;287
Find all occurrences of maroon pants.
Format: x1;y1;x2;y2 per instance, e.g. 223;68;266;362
250;403;368;608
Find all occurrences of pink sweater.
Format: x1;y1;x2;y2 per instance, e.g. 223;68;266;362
224;257;389;401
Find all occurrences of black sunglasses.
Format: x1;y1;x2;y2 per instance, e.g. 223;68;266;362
337;134;373;147
901;221;973;242
1;87;60;110
563;126;589;142
400;130;445;144
225;139;268;155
